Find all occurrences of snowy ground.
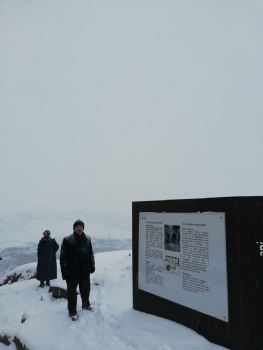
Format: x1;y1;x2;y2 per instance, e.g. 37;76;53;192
0;250;228;350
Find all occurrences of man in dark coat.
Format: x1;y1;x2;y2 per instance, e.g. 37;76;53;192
60;219;95;321
37;230;59;287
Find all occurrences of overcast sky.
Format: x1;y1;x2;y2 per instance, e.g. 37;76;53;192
0;0;263;216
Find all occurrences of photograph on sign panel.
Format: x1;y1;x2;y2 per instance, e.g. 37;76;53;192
164;225;180;252
163;255;180;276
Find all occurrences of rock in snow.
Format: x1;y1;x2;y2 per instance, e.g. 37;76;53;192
0;251;228;350
0;263;37;286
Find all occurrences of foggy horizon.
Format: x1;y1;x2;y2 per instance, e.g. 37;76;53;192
1;0;263;217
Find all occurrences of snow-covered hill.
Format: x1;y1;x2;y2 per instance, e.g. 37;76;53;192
0;250;228;350
0;209;131;278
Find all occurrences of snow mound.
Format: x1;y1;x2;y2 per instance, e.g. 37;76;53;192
0;263;36;286
0;251;228;350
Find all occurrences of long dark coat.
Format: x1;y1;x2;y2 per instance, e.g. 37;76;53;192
37;238;59;281
60;233;95;280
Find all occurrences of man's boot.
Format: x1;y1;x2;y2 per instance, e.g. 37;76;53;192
69;313;79;321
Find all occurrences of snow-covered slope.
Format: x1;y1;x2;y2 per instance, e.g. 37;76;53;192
0;250;228;350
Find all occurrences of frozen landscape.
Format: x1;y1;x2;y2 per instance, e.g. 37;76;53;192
0;209;132;279
1;0;262;348
0;248;228;350
0;210;229;350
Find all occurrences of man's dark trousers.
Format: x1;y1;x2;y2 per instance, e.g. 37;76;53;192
66;278;90;314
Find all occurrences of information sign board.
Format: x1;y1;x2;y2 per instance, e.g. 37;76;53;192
138;212;228;322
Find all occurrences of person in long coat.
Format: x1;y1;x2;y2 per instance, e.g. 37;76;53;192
37;230;59;287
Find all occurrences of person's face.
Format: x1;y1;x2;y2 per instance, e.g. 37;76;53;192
74;225;84;235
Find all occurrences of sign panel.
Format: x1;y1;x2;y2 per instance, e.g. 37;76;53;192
138;212;229;322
